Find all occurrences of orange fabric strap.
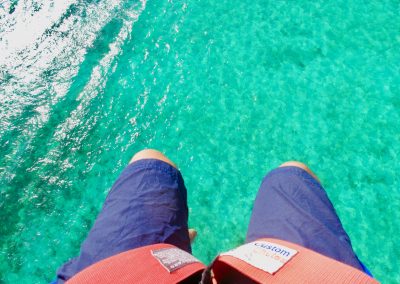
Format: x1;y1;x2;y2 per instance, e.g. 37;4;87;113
67;244;205;284
67;239;378;284
212;238;379;284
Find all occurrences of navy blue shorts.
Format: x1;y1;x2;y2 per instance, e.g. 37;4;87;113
56;159;191;283
56;161;370;282
246;166;368;273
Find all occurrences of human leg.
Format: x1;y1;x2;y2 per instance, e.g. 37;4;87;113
246;161;365;271
56;149;191;282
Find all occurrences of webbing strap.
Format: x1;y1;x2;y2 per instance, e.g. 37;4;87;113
67;244;205;284
211;238;379;284
67;240;378;284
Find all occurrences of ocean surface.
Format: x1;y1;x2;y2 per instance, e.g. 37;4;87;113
1;0;399;283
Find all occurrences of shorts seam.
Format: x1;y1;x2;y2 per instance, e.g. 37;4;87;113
118;160;181;185
263;166;321;188
130;159;178;173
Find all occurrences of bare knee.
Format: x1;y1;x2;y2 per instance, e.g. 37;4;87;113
279;161;320;182
130;149;177;169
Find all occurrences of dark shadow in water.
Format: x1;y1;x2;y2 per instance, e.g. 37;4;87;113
8;0;18;14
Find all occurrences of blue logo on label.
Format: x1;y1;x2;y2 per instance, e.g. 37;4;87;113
254;242;291;257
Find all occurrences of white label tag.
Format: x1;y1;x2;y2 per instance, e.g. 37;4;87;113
220;241;298;275
151;248;201;273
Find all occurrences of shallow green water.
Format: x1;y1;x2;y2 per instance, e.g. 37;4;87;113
1;0;400;283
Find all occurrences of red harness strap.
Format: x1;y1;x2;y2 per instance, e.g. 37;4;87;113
67;244;205;284
212;238;379;284
67;239;378;284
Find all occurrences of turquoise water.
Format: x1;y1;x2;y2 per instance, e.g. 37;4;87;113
1;0;400;283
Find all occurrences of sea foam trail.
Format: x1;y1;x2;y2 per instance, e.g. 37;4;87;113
0;0;145;180
1;0;119;127
0;1;146;283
